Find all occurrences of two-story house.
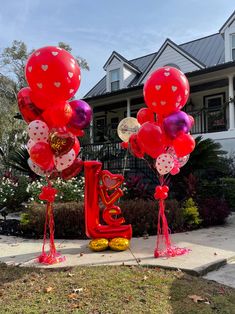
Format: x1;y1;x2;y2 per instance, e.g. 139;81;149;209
83;11;235;154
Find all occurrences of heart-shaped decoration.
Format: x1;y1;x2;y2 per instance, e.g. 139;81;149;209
164;72;170;76
28;66;32;72
49;130;75;157
52;51;58;56
160;101;166;106
100;170;124;190
37;83;43;89
152;101;157;106
155;85;161;90
172;85;177;92
69;89;74;94
71;58;75;64
185;89;189;95
78;74;81;80
35;51;40;56
156;153;174;175
54;82;61;88
41;64;48;71
68;72;73;78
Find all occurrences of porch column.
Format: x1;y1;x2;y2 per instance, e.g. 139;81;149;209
90;116;94;144
228;74;235;130
126;98;131;117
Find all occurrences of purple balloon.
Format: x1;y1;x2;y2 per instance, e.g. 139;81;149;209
68;100;92;130
163;111;191;139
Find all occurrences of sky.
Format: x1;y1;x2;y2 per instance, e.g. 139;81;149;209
0;0;234;98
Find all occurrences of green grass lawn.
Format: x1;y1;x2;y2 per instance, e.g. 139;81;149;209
0;263;235;313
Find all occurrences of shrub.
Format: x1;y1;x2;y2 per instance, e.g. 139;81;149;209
26;176;85;204
181;198;201;228
123;175;154;200
198;198;231;227
220;178;235;211
20;201;86;239
0;175;29;212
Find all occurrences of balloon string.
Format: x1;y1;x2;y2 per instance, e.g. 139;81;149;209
41;202;49;255
48;202;56;255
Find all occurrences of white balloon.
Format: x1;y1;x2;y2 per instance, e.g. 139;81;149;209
178;155;189;168
117;117;140;142
28;120;49;143
28;158;47;177
26;139;35;153
156;153;174;175
54;149;76;171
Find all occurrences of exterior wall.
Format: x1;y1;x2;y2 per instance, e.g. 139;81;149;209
123;65;136;88
224;20;235;62
143;45;201;83
109;56;121;67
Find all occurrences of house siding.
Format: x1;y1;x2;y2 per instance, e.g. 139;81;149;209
123;65;136;88
142;45;201;83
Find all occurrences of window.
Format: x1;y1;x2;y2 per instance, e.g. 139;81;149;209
110;69;120;91
232;34;235;61
94;116;106;142
204;94;226;132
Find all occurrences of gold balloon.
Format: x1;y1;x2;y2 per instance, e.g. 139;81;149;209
89;238;109;252
117;117;140;142
109;237;130;251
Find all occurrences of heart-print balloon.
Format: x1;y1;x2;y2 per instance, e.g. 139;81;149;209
61;158;83;180
54;149;76;171
178;155;189;168
28;120;49;143
49;130;75;157
28;158;48;177
156;153;174;175
26;139;35;153
100;170;124;190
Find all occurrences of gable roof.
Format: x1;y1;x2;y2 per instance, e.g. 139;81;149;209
103;51;141;73
138;38;206;84
84;33;225;99
219;10;235;33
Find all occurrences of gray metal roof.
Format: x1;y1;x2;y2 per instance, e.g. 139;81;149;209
180;33;224;67
84;33;225;99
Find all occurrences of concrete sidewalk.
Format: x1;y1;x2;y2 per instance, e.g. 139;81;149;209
0;214;234;280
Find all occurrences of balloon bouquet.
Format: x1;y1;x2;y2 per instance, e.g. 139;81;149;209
118;66;195;258
17;46;92;264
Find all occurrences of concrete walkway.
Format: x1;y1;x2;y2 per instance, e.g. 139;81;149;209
0;214;235;286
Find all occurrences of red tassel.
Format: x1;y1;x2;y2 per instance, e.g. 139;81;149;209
38;182;65;265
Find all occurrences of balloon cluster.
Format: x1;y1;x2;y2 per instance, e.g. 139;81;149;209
17;46;92;179
118;66;195;180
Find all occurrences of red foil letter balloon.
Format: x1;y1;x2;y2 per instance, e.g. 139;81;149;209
84;161;132;251
119;66;195;258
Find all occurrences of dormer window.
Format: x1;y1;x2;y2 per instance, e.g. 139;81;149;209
232;34;235;61
110;69;120;91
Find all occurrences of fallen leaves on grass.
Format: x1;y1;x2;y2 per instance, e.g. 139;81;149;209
44;286;53;293
188;294;210;304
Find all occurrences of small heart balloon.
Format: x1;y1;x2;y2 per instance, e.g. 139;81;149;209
100;170;124;190
156;153;174;175
49;130;75;157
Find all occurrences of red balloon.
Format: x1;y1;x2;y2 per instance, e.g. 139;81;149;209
17;87;43;123
30;142;54;171
120;142;128;149
137;122;164;158
61;158;83;180
73;137;80;156
129;134;145;158
25;46;81;102
188;115;195;127
173;133;195;157
144;66;190;116
66;126;85;137
42;102;72;128
30;91;55;110
137;108;155;125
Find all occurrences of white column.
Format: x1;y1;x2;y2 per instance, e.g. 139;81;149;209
228;75;235;130
90;117;94;144
127;98;131;117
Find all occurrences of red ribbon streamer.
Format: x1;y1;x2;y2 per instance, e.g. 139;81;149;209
38;182;65;265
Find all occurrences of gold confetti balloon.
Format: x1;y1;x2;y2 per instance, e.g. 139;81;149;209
109;237;130;251
89;238;109;252
117;117;140;142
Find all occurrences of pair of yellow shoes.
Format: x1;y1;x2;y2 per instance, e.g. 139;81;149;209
89;237;130;252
